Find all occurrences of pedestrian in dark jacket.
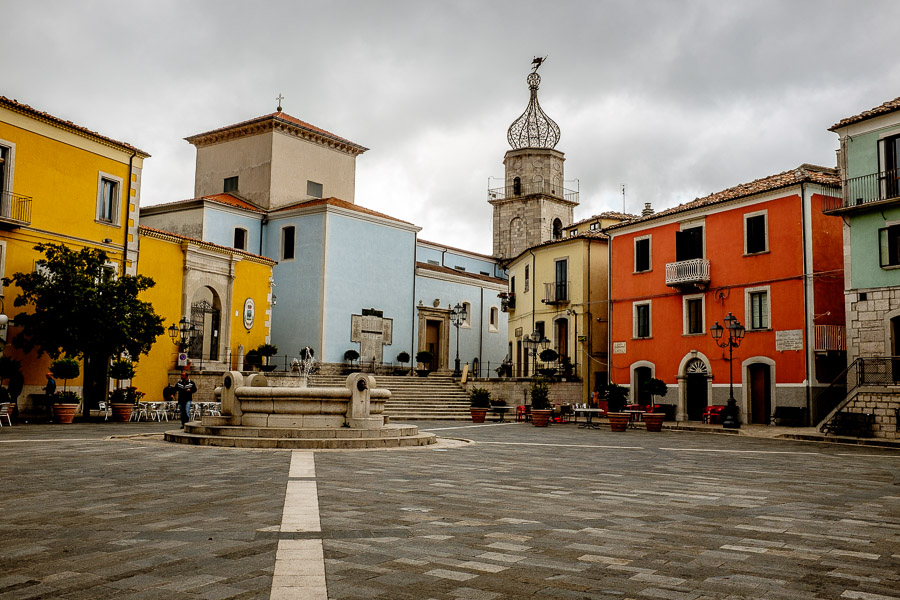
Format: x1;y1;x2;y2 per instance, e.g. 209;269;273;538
174;371;197;428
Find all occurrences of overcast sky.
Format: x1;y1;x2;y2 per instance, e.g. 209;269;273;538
3;1;899;255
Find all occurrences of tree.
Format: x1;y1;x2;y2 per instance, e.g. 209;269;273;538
5;243;164;404
645;378;668;407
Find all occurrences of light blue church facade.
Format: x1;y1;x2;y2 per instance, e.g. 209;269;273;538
141;110;509;372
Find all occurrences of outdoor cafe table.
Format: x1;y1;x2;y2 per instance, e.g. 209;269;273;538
491;406;514;422
623;409;644;428
574;408;605;429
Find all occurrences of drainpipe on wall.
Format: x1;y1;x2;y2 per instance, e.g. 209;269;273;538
529;249;537;334
607;235;613;384
479;286;484;374
800;182;812;424
122;150;137;274
412;233;419;358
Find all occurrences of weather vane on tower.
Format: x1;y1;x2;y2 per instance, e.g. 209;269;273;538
531;55;547;72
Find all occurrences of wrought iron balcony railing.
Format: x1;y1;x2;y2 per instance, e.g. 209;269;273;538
488;181;579;203
500;293;516;312
824;167;900;212
542;280;569;305
0;190;32;226
665;258;710;288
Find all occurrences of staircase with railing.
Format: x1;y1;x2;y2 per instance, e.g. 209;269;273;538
816;356;900;433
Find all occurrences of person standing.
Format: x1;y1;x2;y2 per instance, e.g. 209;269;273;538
174;371;197;428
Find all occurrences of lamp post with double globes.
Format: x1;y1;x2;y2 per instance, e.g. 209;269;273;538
449;303;468;377
710;312;745;429
522;330;550;377
167;317;199;353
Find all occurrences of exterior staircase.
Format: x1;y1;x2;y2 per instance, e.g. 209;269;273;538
309;372;471;420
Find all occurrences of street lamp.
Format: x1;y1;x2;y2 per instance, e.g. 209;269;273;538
710;312;745;429
523;330;550;377
167;317;198;352
449;303;468;376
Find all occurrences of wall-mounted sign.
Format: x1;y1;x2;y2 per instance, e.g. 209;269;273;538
613;341;626;354
775;329;803;351
577;335;587;343
243;298;255;330
515;327;523;338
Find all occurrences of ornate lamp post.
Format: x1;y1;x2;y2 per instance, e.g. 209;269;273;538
167;317;198;353
710;312;745;429
449;303;468;376
523;331;550;377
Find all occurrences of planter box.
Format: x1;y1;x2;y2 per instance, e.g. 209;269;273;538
111;403;134;422
52;403;78;424
642;412;665;432
531;409;552;427
608;412;630;432
470;408;488;423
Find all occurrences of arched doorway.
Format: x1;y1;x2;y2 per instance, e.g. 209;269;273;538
189;288;222;362
552;218;563;240
635;366;652;406
747;363;772;424
685;358;708;421
555;318;569;361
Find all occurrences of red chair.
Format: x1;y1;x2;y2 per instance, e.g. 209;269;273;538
515;405;526;422
701;405;725;424
596;400;609;416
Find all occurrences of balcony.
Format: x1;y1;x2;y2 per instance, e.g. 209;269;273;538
488;181;579;204
499;292;516;312
823;167;900;213
542;280;569;305
665;259;710;289
0;190;32;227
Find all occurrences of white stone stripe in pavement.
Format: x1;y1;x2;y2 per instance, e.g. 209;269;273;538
270;451;327;600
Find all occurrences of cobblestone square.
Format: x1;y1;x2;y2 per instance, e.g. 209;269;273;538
1;421;898;599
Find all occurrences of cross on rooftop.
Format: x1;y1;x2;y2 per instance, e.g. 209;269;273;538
276;93;284;111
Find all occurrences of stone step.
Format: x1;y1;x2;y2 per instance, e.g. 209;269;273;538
184;423;422;439
164;429;437;449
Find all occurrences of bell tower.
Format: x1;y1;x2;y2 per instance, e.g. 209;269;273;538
489;58;578;261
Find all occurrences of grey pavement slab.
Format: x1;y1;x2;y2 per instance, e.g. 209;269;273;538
1;420;899;599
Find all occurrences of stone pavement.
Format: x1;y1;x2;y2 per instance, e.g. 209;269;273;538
1;420;898;599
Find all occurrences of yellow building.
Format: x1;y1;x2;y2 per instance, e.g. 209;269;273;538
0;96;148;403
504;231;611;403
134;226;275;400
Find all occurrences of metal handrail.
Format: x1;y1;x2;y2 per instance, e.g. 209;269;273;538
0;190;32;224
542;280;569;304
824;167;900;211
665;258;710;286
488;181;579;203
816;356;900;431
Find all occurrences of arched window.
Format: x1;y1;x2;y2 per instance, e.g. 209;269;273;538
513;176;521;196
553;218;563;240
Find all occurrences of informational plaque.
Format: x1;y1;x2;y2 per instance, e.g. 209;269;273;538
613;342;626;354
775;329;804;351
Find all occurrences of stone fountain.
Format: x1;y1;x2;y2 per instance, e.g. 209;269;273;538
165;371;436;449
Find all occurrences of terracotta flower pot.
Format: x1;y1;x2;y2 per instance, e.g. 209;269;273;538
642;412;665;432
470;408;488;423
608;412;631;432
111;403;134;422
52;403;78;424
531;409;552;427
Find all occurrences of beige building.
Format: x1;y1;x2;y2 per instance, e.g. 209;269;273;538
503;232;612;402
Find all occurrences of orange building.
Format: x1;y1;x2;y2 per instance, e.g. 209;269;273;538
606;165;845;425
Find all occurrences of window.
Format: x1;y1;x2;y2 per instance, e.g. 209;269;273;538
427;259;439;265
462;302;471;328
489;307;499;332
454;265;466;272
881;134;900;198
675;225;704;261
634;236;651;272
535;321;545;338
513;176;521;195
223;176;239;193
524;265;530;292
879;224;900;268
307;180;323;198
569;229;578;237
510;276;516;294
554;259;568;302
684;295;704;335
745;212;768;254
552;218;563;240
634;301;651;339
0;239;6;297
589;222;599;231
0;140;15;217
96;173;122;224
233;227;247;251
746;287;770;330
281;226;296;260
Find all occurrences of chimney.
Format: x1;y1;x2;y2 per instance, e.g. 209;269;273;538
641;202;654;217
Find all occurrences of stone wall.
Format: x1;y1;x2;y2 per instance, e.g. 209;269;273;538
464;378;582;407
845;287;900;361
842;387;900;440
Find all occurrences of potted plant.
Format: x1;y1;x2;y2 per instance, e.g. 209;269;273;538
50;357;81;424
0;356;23;421
469;386;491;423
343;349;360;373
538;348;559;378
108;359;137;422
396;351;411;375
606;382;631;432
245;349;262;371
257;343;279;372
530;376;553;427
642;378;668;432
415;350;432;377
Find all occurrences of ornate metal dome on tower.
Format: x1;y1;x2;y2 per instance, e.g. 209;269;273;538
507;60;560;150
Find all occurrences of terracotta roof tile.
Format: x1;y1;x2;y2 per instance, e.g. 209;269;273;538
829;96;900;131
0;95;149;156
185;111;367;153
416;261;507;285
141;193;264;213
605;164;840;231
568;211;637;228
417;239;498;261
271;197;415;226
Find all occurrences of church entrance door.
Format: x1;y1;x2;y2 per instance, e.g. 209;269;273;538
426;320;441;371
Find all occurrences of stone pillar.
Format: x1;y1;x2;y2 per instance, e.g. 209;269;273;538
221;371;245;417
345;373;382;429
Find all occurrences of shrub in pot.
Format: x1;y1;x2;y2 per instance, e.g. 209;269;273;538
530;376;553;427
257;343;279;372
396;351;410;374
415;350;433;376
469;387;491;423
343;349;360;373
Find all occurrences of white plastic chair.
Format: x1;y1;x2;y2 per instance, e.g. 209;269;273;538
0;402;11;426
151;402;168;422
98;401;111;421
